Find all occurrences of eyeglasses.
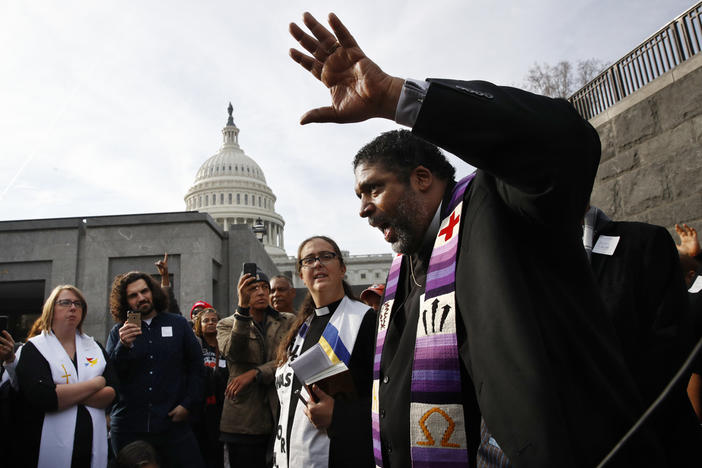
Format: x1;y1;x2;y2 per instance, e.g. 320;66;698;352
299;251;338;268
56;299;83;308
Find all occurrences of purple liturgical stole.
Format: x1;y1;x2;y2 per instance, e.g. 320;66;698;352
372;174;475;468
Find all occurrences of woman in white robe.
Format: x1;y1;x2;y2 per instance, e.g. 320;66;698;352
273;236;376;468
16;285;117;468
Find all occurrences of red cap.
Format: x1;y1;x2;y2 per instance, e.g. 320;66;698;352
360;284;385;302
190;300;213;319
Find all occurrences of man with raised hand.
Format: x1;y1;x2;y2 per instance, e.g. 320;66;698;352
288;12;664;468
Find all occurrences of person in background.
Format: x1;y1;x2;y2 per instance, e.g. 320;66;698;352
1;329;19;466
677;223;702;423
270;275;297;314
191;300;214;321
273;236;375;468
359;283;385;311
0;329;17;384
110;440;161;468
192;308;228;468
217;268;294;468
583;206;701;464
16;284;117;468
106;271;204;468
684;252;702;423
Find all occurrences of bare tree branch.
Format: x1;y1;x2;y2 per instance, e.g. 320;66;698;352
524;59;607;98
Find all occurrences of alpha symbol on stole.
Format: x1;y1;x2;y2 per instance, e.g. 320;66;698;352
439;212;460;241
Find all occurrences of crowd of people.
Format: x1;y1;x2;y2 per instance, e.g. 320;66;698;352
1;11;702;468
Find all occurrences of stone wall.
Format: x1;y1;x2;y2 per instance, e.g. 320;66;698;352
589;52;702;237
0;211;279;343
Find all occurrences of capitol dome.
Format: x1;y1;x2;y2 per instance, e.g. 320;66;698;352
185;103;286;257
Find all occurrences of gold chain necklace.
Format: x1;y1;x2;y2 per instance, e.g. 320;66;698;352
408;255;422;288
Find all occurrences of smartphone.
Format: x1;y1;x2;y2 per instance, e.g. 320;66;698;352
0;315;7;333
243;262;257;279
126;310;141;326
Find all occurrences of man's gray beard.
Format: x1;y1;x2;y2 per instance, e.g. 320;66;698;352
390;190;427;255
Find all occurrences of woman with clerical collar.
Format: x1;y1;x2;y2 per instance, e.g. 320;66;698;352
273;236;376;468
16;284;117;468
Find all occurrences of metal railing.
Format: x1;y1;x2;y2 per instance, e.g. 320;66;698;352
569;1;702;120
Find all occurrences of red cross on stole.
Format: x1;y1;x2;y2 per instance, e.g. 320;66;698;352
439;212;460;241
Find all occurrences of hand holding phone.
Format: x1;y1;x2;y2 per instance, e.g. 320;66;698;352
126;311;141;326
243;262;257;278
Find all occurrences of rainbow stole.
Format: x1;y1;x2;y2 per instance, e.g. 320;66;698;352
372;174;474;468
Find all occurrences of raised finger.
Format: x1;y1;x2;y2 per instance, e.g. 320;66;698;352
302;12;339;51
289;49;322;80
328;12;359;49
290;22;325;59
163;252;168;263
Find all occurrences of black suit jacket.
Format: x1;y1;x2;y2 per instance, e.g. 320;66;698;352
375;79;664;467
591;220;702;465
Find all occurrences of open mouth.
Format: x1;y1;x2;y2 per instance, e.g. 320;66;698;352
380;225;396;242
370;218;395;243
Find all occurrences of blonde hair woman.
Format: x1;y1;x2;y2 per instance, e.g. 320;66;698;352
16;285;116;468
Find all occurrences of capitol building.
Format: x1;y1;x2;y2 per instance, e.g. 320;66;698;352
184;103;286;257
184;103;392;288
0;103;392;341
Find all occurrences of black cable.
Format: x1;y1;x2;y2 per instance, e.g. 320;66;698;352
597;335;702;467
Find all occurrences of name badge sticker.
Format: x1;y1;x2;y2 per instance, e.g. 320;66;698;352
690;275;702;294
219;359;227;368
161;326;173;337
592;235;620;256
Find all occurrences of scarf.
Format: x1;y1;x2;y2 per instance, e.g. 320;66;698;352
373;174;474;468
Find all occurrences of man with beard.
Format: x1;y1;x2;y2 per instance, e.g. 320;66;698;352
288;12;665;468
107;271;205;468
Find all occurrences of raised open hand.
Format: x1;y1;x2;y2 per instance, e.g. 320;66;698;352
289;12;403;124
675;223;700;257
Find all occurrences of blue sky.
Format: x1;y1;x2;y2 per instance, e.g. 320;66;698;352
0;0;694;255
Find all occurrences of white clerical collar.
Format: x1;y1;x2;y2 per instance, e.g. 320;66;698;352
314;298;342;317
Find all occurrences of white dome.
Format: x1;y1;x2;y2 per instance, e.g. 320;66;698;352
184;103;287;256
194;147;267;184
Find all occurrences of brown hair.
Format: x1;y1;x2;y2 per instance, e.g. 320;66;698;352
36;285;88;334
193;308;219;338
27;317;43;339
275;236;357;365
109;271;169;322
